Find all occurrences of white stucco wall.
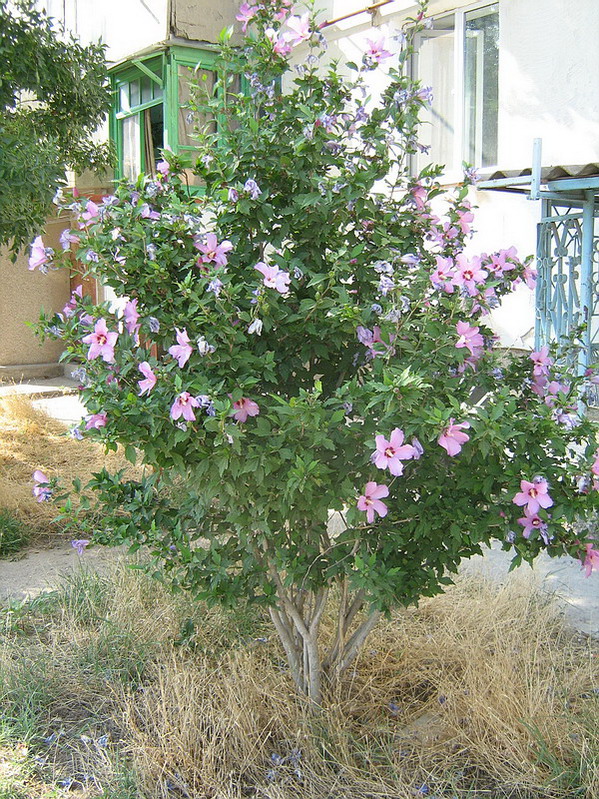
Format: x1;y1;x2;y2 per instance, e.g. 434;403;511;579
41;0;241;61
42;0;168;62
307;0;599;348
498;0;599;168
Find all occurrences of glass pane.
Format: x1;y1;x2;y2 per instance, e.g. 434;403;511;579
144;105;164;174
141;76;152;105
129;79;141;107
153;81;163;100
178;65;216;147
121;114;141;180
119;84;130;113
464;4;499;168
415;16;455;173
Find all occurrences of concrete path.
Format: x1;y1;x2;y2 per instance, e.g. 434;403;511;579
462;542;598;638
0;375;86;425
0;544;123;604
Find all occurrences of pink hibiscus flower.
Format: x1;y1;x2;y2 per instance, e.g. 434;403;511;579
168;328;193;367
430;256;456;293
32;470;52;502
455;321;484;358
582;543;599;577
78;200;100;228
29;236;54;271
357;482;389;524
521;263;537;289
286;12;312;45
456;207;475;235
365;35;393;64
517;507;548;539
137;361;157;395
372;428;416;476
85;412;107;430
438;419;470;456
123;299;140;336
232;397;260;423
255;262;291;294
62;284;83;318
196;232;233;267
59;229;80;251
529;346;553;377
410;183;428;211
453;254;488;297
236;1;258;33
82;318;118;363
512;476;553;514
170;392;200;422
266;28;293;56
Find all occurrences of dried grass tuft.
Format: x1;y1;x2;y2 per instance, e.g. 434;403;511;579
0;395;135;539
98;568;599;798
1;561;597;798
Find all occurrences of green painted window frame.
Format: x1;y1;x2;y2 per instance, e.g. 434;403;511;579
109;44;223;188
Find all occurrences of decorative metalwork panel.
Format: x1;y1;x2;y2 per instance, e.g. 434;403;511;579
536;198;599;387
536;207;583;346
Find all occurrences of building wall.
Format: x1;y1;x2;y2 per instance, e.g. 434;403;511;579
307;0;599;348
171;0;242;43
498;0;599;168
0;217;70;368
42;0;168;62
42;0;241;61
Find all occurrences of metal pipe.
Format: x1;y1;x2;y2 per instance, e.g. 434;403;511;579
579;190;595;375
529;137;542;201
319;0;396;29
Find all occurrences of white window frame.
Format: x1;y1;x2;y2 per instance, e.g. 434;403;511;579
413;0;499;180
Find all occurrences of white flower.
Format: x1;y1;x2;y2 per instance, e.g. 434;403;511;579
197;336;216;356
248;318;263;335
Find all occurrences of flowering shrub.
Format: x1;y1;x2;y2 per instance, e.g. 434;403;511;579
34;0;598;703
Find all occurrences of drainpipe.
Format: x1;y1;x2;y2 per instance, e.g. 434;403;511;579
580;190;596;376
320;1;404;29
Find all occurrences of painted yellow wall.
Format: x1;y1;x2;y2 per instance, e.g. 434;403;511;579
0;216;70;367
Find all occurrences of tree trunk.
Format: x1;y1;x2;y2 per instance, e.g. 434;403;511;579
266;567;380;706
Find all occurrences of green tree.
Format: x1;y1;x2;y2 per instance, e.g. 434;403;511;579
35;0;599;706
0;0;112;255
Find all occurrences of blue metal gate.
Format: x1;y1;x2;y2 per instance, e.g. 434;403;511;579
535;193;599;379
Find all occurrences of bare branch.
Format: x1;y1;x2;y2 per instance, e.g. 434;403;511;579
344;589;365;629
334;610;382;678
308;587;329;636
269;607;304;694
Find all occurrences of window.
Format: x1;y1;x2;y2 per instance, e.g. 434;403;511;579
110;46;220;186
413;3;499;177
116;65;165;179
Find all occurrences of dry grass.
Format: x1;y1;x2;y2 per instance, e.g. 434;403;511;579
0;395;134;541
1;562;597;798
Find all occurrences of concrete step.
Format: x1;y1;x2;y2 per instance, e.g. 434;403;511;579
0;376;79;399
0;362;65;383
